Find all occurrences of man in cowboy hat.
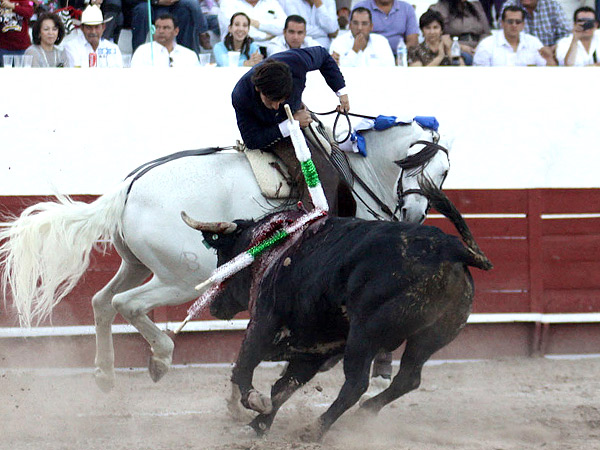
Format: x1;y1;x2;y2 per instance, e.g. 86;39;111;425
64;5;123;67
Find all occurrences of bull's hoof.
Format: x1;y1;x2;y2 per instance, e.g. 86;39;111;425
249;417;270;437
299;421;324;442
359;375;391;406
94;368;115;393
148;356;169;383
245;389;272;414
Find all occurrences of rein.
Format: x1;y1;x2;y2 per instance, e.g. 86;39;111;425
311;109;378;144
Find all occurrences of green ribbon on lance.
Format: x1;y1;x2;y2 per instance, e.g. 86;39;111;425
247;229;289;258
300;159;320;188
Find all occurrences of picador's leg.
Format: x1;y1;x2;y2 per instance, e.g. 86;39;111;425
249;355;329;436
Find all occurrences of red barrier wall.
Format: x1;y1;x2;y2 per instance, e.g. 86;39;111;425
1;189;599;366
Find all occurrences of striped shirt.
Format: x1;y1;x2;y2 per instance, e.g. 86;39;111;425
501;0;570;46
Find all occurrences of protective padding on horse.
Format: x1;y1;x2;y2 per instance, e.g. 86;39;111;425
244;150;292;199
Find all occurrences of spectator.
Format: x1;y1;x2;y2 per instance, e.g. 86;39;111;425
556;6;600;66
337;6;350;30
125;0;208;53
352;0;419;56
473;5;548;66
213;11;263;66
280;0;339;49
130;13;199;67
64;5;123;67
24;12;70;67
501;0;569;47
266;14;321;56
0;0;34;66
329;6;395;66
428;0;490;65
409;10;463;66
219;0;286;44
69;0;123;42
479;0;506;29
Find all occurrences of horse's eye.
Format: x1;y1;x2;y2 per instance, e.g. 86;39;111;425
212;234;219;240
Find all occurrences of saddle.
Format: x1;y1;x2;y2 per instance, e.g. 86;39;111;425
242;121;351;200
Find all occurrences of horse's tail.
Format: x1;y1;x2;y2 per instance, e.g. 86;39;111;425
420;177;493;271
0;182;130;327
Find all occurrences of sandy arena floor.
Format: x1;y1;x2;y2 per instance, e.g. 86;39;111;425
2;356;600;450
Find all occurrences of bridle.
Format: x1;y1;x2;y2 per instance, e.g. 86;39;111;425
394;140;450;216
309;109;450;221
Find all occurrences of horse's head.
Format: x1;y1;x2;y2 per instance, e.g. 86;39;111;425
394;137;451;224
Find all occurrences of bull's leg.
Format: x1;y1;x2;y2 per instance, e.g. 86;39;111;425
360;320;464;414
231;317;280;415
359;350;393;405
92;258;151;392
111;278;195;383
304;331;377;441
249;356;328;436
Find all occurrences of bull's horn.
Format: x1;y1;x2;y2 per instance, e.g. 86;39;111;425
180;211;237;233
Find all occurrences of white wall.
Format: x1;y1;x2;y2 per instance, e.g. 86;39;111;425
0;67;598;196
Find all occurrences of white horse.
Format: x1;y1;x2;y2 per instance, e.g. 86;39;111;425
0;121;450;392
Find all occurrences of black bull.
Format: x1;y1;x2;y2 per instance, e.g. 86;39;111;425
184;181;492;441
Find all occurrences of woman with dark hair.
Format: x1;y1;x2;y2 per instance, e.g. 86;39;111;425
409;10;463;66
213;12;263;67
428;0;490;64
24;12;70;67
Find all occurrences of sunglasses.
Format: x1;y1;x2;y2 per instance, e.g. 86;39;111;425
169;56;173;67
504;19;524;25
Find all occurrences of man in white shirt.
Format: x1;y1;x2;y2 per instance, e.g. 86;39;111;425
473;5;548;66
279;0;339;49
329;6;395;66
130;14;200;67
266;15;322;56
556;6;600;66
219;0;286;43
64;5;123;68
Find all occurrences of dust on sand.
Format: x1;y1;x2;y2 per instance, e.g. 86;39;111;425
2;357;600;450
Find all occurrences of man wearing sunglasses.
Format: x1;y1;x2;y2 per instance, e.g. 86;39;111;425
556;6;600;66
473;5;549;65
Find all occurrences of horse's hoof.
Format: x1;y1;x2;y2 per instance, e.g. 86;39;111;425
94;368;115;393
359;375;391;406
246;389;272;414
148;356;169;383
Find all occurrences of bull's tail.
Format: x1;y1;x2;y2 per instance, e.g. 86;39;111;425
420;177;493;271
0;182;129;327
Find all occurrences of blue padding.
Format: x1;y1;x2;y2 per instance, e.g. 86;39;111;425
413;116;439;131
373;115;398;131
355;133;367;156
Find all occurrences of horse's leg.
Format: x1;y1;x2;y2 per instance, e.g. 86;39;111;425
231;316;280;416
249;356;328;436
92;257;151;392
303;330;377;441
110;278;193;382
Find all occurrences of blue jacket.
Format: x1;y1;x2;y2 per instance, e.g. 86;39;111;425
231;47;346;150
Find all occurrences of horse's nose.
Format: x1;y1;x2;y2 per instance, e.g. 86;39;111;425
401;206;426;224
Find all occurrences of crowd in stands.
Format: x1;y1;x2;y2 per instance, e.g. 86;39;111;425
1;0;598;67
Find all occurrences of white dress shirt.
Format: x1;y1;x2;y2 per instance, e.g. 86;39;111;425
556;30;600;66
265;34;322;56
473;31;546;66
130;41;200;67
280;0;339;49
219;0;286;42
329;31;395;67
64;30;123;68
